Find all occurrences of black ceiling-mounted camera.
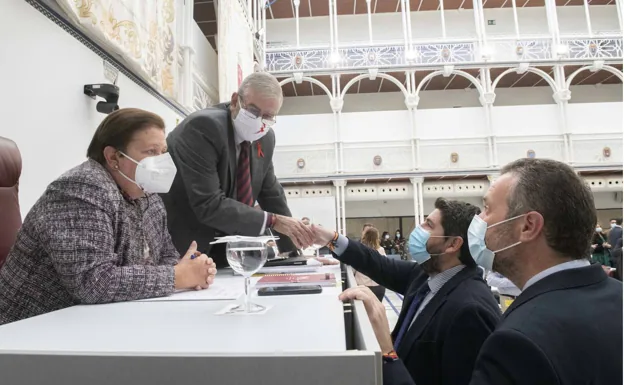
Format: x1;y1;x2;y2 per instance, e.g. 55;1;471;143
84;83;120;114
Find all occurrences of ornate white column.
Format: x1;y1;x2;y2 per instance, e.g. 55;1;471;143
333;180;347;235
331;74;344;173
405;82;419;170
616;0;623;31
294;0;301;48
544;0;571;163
180;0;195;109
366;0;374;44
553;82;572;163
333;180;345;233
479;71;497;168
418;180;425;223
410;177;424;225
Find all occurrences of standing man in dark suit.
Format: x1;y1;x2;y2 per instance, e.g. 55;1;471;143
162;72;314;267
607;218;622;267
313;198;501;385
608;218;623;247
468;158;623;385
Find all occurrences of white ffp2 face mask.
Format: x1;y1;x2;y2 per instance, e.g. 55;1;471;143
233;108;269;142
118;151;177;194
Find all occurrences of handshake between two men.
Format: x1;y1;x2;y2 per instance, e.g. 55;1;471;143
173;222;339;292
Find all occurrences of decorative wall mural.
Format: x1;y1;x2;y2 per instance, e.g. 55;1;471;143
450;152;459;163
373;155;382;166
297;158;306;169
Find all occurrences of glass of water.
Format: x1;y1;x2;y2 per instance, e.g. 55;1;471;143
226;239;268;313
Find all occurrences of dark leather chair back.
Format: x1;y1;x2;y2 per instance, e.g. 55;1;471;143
0;137;22;267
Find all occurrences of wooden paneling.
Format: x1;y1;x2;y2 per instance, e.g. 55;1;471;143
300;0;313;17
197;21;218;36
268;0;294;19
194;1;216;22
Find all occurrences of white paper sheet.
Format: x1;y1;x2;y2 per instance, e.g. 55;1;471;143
215;303;273;316
137;280;244;302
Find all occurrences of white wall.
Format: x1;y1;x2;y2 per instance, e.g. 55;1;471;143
0;0;184;217
192;21;219;93
267;5;620;47
283;191;621;233
286;196;337;228
278;84;624;115
272;101;622;176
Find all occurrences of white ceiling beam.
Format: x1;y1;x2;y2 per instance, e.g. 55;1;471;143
357;79;362;93
291;82;298;96
269;2;275;19
443;74;457;90
509;71;530;87
377;78;385;92
309;0;313;16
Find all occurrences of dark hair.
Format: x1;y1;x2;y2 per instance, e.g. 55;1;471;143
501;158;596;259
87;108;165;165
362;227;380;249
611;218;623;226
362;223;374;231
435;197;481;267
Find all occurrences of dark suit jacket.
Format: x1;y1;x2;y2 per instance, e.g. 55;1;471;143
162;104;295;266
470;263;623;385
335;240;501;385
609;226;623;250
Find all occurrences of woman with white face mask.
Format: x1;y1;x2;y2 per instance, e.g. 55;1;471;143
0;108;217;325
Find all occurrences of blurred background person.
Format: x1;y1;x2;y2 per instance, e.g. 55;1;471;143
355;227;387;301
394;229;406;259
381;231;394;255
591;223;611;266
486;271;521;312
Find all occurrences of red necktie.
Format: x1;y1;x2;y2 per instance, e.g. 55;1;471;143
237;141;254;206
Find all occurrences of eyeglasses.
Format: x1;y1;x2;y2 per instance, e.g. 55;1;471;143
239;97;277;127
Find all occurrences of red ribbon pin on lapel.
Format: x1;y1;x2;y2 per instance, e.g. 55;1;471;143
257;142;264;158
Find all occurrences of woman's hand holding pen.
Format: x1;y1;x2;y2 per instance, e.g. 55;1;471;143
174;241;218;290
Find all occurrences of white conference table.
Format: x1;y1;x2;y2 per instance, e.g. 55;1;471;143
0;264;382;385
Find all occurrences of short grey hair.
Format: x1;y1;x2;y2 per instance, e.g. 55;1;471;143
238;72;283;103
500;158;596;259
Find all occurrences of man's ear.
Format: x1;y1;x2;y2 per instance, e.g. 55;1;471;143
230;92;239;108
446;236;464;255
519;211;544;243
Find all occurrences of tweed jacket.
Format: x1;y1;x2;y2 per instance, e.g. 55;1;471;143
0;159;179;325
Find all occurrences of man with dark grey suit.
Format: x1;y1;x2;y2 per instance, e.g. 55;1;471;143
162;72;314;267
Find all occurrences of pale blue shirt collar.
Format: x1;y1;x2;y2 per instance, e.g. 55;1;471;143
427;264;465;294
523;259;590;291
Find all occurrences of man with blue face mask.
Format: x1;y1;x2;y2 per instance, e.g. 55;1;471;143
312;198;500;385
468;158;622;385
162;72;315;267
